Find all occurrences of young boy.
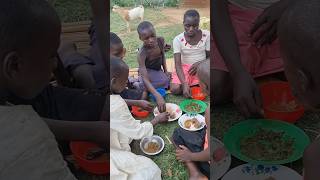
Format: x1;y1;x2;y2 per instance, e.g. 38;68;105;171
0;0;78;179
173;60;210;180
110;56;169;179
212;0;291;118
137;21;171;113
171;10;210;98
278;1;320;179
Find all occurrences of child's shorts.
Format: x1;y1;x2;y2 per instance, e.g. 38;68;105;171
171;64;199;86
135;68;170;90
172;127;210;178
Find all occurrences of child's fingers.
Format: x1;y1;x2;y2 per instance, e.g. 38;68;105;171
179;145;187;150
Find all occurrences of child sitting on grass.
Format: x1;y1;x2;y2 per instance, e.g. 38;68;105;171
0;0;78;179
277;1;320;179
171;9;210;98
110;56;169;180
110;32;153;111
137;21;171;113
172;60;210;180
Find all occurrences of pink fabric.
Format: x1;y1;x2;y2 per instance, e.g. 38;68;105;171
171;64;199;85
212;3;284;77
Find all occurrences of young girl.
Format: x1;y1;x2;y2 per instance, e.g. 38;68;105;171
171;9;210;98
173;60;210;180
212;0;290;117
110;57;169;180
137;21;171;113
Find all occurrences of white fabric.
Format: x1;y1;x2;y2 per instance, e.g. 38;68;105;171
0;105;76;180
173;29;210;65
228;0;280;9
110;95;161;180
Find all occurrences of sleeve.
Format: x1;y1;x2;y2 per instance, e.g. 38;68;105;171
173;35;182;54
205;31;210;51
110;95;153;140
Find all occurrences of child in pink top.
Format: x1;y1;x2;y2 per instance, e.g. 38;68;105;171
172;60;210;180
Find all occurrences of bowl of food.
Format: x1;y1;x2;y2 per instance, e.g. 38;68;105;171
153;103;182;121
149;88;166;102
70;141;109;175
223;119;310;165
131;106;149;118
178;114;206;131
259;81;304;123
191;86;206;101
180;99;207;114
140;135;165;156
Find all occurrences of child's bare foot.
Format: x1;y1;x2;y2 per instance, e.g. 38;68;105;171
189;173;208;180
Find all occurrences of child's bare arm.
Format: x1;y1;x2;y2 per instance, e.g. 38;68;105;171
124;99;153;111
190;148;210;162
159;37;168;73
176;145;210;162
138;50;166;112
174;53;191;98
43;118;109;148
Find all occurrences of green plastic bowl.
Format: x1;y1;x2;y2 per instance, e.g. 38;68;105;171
223;119;310;165
179;99;207;114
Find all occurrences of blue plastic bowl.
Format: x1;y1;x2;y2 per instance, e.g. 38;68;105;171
149;88;166;101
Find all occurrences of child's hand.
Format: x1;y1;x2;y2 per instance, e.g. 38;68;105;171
182;83;192;98
156;96;166;113
137;100;153;112
176;145;192;162
155;112;170;123
188;61;201;76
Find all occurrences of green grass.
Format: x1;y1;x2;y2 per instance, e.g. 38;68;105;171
110;8;183;68
135;94;209;179
54;0;91;23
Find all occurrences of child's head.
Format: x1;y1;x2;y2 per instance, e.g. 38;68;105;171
137;21;157;48
183;9;200;38
110;56;129;94
110;32;126;60
278;0;320;110
0;0;61;99
197;60;210;95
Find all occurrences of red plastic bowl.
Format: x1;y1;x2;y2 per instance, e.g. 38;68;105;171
259;81;304;123
191;86;206;100
131;105;149;118
70;141;109;175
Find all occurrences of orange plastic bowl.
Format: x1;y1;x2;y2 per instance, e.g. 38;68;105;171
70;141;109;175
259;81;304;123
191;86;206;100
131;106;149;118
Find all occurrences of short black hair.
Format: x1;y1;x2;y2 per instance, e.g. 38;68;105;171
184;9;200;22
110;56;129;79
110;32;123;46
278;0;320;63
0;0;60;59
137;21;155;35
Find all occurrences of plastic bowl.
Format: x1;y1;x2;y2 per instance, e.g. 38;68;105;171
191;86;206;100
259;81;304;123
131;106;149;118
70;141;109;175
140;135;165;156
149;88;166;102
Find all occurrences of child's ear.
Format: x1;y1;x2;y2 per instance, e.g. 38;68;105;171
122;48;126;58
110;77;116;93
2;51;21;80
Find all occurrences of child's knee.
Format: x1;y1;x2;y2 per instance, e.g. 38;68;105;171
170;84;181;95
212;70;232;104
304;141;320;165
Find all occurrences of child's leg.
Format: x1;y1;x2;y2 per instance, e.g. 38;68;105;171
212;69;233;105
170;83;182;95
185;162;208;180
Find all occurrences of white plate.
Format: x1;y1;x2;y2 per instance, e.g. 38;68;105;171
140;135;165;156
222;164;302;180
211;137;231;180
153;103;182;121
178;114;206;131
